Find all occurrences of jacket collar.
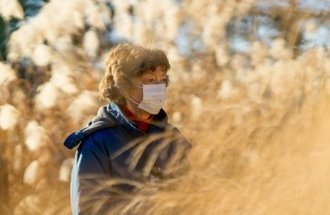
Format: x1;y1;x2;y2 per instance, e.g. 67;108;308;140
64;103;170;149
106;103;169;130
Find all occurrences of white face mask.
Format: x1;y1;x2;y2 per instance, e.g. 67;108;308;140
128;84;166;115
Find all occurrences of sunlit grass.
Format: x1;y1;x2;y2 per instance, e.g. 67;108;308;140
1;0;330;214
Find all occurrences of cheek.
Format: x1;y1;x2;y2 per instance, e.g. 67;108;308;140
129;88;143;102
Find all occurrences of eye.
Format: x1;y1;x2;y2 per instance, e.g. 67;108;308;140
161;76;167;83
148;77;155;83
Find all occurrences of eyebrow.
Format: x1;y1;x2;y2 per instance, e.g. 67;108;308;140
144;71;167;77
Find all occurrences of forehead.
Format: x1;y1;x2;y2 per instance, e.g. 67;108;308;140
140;66;167;78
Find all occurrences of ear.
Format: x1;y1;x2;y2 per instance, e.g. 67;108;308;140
119;87;130;99
119;88;129;98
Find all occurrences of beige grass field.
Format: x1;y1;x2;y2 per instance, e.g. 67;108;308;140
1;0;330;214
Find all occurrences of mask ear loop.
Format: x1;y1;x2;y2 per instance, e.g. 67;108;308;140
127;83;145;106
127;97;140;105
119;75;144;108
132;84;143;89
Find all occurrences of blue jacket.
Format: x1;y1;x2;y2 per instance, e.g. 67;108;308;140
64;103;191;214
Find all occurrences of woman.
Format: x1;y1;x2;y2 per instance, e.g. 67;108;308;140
64;43;191;214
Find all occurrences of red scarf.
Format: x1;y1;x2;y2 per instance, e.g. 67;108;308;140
123;106;153;132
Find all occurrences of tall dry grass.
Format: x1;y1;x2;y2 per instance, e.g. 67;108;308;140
90;47;330;215
1;0;330;214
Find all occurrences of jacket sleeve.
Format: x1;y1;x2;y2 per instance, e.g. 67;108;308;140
77;134;111;176
171;132;192;177
158;128;192;179
70;133;112;215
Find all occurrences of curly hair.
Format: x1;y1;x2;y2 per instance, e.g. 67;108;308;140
99;43;171;106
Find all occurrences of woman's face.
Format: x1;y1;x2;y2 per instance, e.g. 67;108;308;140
125;66;167;119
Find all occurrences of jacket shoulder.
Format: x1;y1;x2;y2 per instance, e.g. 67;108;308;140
76;127;117;152
64;119;116;149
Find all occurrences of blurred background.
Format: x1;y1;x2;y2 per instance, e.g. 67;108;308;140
0;0;330;214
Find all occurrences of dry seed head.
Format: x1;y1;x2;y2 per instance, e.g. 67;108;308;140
190;95;203;119
24;121;49;152
23;160;40;185
83;30;100;58
50;72;78;95
67;90;99;124
218;79;236;100
270;38;293;60
0;0;24;21
32;44;52;67
35;82;60;109
0;104;20;130
59;158;75;182
0;62;17;87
